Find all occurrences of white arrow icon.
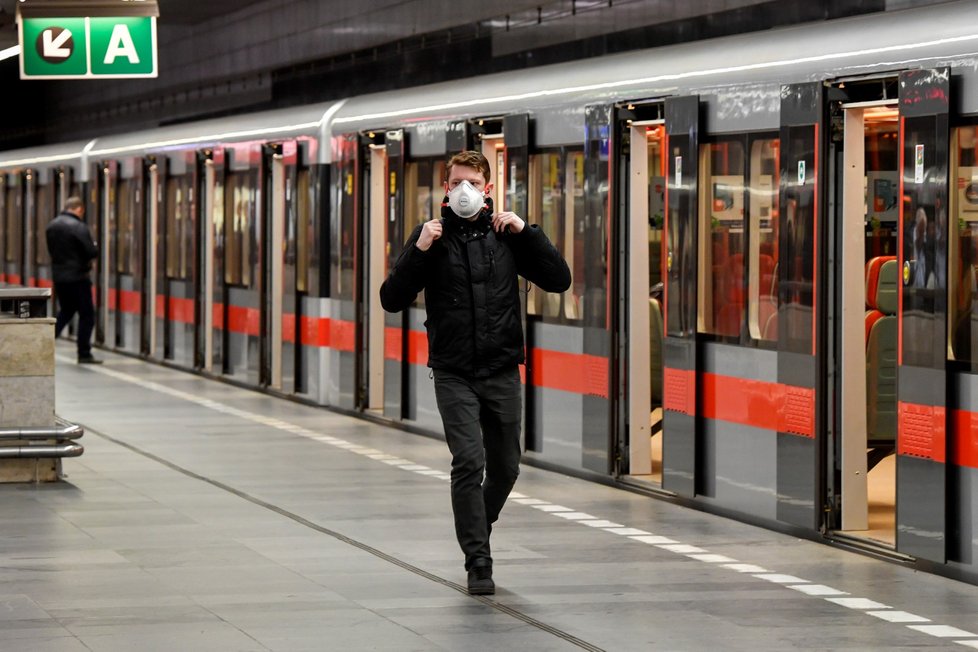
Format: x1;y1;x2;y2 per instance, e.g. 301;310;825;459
42;28;72;59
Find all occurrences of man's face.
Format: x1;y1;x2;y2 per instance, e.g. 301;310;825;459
445;164;492;196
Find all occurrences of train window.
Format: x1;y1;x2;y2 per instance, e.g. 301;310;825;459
404;157;447;307
165;175;192;279
526;149;583;323
212;171;225;286
747;138;780;342
698;134;780;343
225;170;257;287
950;124;978;363
699;139;747;338
296;168;310;294
332;135;357;300
35;181;53;266
6;177;21;264
116;179;133;274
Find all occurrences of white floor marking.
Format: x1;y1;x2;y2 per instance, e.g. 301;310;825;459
907;625;977;638
629;535;677;545
753;574;808;584
604;528;652;536
66;353;974;648
825;597;889;609
657;544;706;554
867;611;930;623
552;512;597;520
686;554;737;563
722;563;769;573
788;584;848;597
532;505;573;512
580;520;624;528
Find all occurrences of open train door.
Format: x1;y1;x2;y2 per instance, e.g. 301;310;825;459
382;130;406;419
776;83;823;529
895;68;951;562
661;95;700;497
356;129;403;414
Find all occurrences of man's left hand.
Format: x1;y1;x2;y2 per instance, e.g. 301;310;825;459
492;212;525;234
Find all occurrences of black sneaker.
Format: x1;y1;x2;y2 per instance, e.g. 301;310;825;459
467;562;494;596
77;355;103;364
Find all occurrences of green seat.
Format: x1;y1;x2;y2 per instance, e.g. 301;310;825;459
866;257;898;447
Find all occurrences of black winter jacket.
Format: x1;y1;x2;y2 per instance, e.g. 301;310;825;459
45;212;98;284
380;212;571;378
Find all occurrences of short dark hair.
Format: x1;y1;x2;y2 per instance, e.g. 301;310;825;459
446;151;491;184
64;196;84;212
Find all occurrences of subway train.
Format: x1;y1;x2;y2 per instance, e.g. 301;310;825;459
4;0;978;582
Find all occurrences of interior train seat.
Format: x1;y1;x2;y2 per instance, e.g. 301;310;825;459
650;296;664;435
865;255;898;471
716;253;745;337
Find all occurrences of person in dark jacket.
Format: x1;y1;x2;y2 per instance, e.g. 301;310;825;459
45;196;101;364
380;151;571;595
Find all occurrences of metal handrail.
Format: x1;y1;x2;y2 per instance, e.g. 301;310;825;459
0;417;84;442
0;417;85;459
0;443;84;459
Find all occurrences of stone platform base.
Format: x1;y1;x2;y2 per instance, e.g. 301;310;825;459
0;457;60;483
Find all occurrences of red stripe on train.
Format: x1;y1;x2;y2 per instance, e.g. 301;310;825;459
699;372;815;438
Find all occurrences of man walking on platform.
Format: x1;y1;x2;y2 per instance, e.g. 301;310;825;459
380;151;570;595
45;196;101;364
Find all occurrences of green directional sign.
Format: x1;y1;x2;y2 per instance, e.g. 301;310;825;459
19;16;157;79
90;17;155;76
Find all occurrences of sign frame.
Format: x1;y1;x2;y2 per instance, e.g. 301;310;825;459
19;15;158;79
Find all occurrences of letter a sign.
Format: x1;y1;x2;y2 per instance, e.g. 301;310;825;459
20;16;157;78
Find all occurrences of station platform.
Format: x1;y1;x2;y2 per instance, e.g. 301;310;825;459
2;344;978;651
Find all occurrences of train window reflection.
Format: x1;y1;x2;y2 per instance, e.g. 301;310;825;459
698;134;779;343
526;149;583;323
35;181;53;266
699;139;746;338
748;139;780;341
5;177;21;264
225;170;257;287
116;179;139;275
165;175;193;280
296;168;310;294
950;125;978;362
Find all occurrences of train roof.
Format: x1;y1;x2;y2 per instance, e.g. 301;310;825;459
332;0;978;132
2;0;978;169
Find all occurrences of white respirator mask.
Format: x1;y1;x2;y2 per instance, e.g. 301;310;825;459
447;180;485;219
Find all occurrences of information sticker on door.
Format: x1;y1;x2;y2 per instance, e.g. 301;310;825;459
797;160;806;186
675;156;682;188
915;144;925;183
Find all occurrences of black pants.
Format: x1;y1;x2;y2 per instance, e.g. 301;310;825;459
433;366;522;570
54;279;95;358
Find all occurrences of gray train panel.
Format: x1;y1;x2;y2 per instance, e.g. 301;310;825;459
702;342;777;383
699;419;778;522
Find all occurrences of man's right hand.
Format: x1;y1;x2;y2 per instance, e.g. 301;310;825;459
415;219;443;251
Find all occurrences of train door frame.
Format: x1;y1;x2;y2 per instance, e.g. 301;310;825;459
773;83;825;530
612;100;667;482
260;143;286;390
661;95;702;497
142;156;159;356
22;168;36;287
357;132;389;412
97;160;118;348
821;70;952;561
894;68;952;562
829;90;901;540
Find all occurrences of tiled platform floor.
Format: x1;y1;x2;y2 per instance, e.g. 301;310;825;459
2;342;978;650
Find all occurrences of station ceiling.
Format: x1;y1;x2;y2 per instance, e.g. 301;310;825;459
0;0;268;48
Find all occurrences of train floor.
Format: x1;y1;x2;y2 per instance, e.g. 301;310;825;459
3;343;978;651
